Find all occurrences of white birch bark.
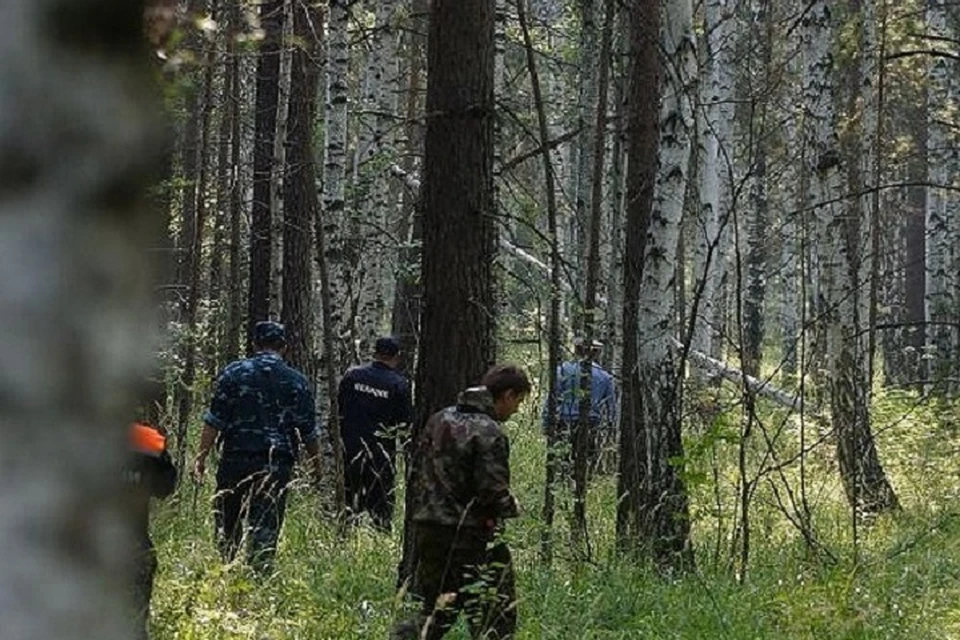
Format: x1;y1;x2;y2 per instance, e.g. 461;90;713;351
0;1;161;636
354;0;401;353
691;0;736;368
924;0;957;383
635;0;696;557
323;0;352;364
806;0;896;512
573;0;599;317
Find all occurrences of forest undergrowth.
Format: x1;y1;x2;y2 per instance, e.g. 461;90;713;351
151;387;960;639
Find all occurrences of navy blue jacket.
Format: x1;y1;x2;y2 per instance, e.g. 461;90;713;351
338;361;412;461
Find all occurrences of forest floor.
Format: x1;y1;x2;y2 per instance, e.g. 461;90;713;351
152;388;960;639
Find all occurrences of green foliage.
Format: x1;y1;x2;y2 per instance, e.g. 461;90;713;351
151;388;960;638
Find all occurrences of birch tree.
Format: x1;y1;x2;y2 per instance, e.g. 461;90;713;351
924;0;958;388
618;0;695;570
0;1;162;636
323;0;352;367
803;0;898;517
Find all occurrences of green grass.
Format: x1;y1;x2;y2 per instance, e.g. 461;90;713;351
151;390;960;638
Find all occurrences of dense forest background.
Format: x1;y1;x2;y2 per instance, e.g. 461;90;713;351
141;0;960;637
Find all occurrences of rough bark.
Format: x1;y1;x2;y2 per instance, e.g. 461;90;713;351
281;0;321;380
398;0;497;586
247;0;284;345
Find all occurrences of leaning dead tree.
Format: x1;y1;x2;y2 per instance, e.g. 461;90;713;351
0;1;162;638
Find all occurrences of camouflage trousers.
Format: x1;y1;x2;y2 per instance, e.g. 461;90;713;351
393;524;516;640
132;538;157;640
214;453;292;573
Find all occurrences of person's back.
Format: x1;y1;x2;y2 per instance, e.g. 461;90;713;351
212;350;313;461
339;336;412;530
195;321;321;572
396;365;529;640
339;360;409;456
124;421;177;640
412;387;517;530
550;359;615;426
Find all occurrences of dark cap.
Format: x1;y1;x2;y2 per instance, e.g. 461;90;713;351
254;321;286;345
573;336;603;349
374;336;400;357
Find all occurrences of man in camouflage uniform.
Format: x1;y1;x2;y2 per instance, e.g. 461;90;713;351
193;321;321;572
394;364;531;640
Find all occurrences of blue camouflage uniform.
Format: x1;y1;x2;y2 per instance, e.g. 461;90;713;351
338;338;412;531
204;322;317;570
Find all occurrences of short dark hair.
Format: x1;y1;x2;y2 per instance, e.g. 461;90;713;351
481;364;531;399
374;336;401;357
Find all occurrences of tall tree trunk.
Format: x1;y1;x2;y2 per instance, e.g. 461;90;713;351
741;0;770;380
618;0;695;571
398;0;497;586
176;5;216;466
0;1;161;636
517;0;563;564
924;0;957;390
691;0;735;372
390;0;428;371
247;0;284;345
281;0;320;380
572;0;615;558
225;0;245;365
322;0;352;369
804;0;898;519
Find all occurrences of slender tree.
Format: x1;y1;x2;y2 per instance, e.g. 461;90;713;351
247;0;284;344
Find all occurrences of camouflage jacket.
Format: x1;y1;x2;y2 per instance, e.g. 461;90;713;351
204;351;318;462
410;387;519;530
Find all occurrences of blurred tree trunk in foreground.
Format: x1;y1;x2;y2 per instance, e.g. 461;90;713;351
0;0;161;637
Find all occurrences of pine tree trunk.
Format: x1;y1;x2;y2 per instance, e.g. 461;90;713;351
247;0;284;344
281;0;320;381
0;1;162;635
398;0;497;586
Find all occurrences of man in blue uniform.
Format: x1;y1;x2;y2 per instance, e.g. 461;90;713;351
542;337;617;471
338;336;412;532
193;321;321;572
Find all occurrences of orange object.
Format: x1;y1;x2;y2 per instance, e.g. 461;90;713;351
130;422;166;456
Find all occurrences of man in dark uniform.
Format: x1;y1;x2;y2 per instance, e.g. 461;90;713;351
338;336;412;531
193;321;321;573
125;420;177;640
394;364;531;640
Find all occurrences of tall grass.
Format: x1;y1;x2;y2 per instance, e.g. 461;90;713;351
151;388;960;638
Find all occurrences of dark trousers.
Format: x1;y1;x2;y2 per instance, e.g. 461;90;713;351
344;447;395;532
132;538;157;640
214;453;291;573
393;524;516;640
